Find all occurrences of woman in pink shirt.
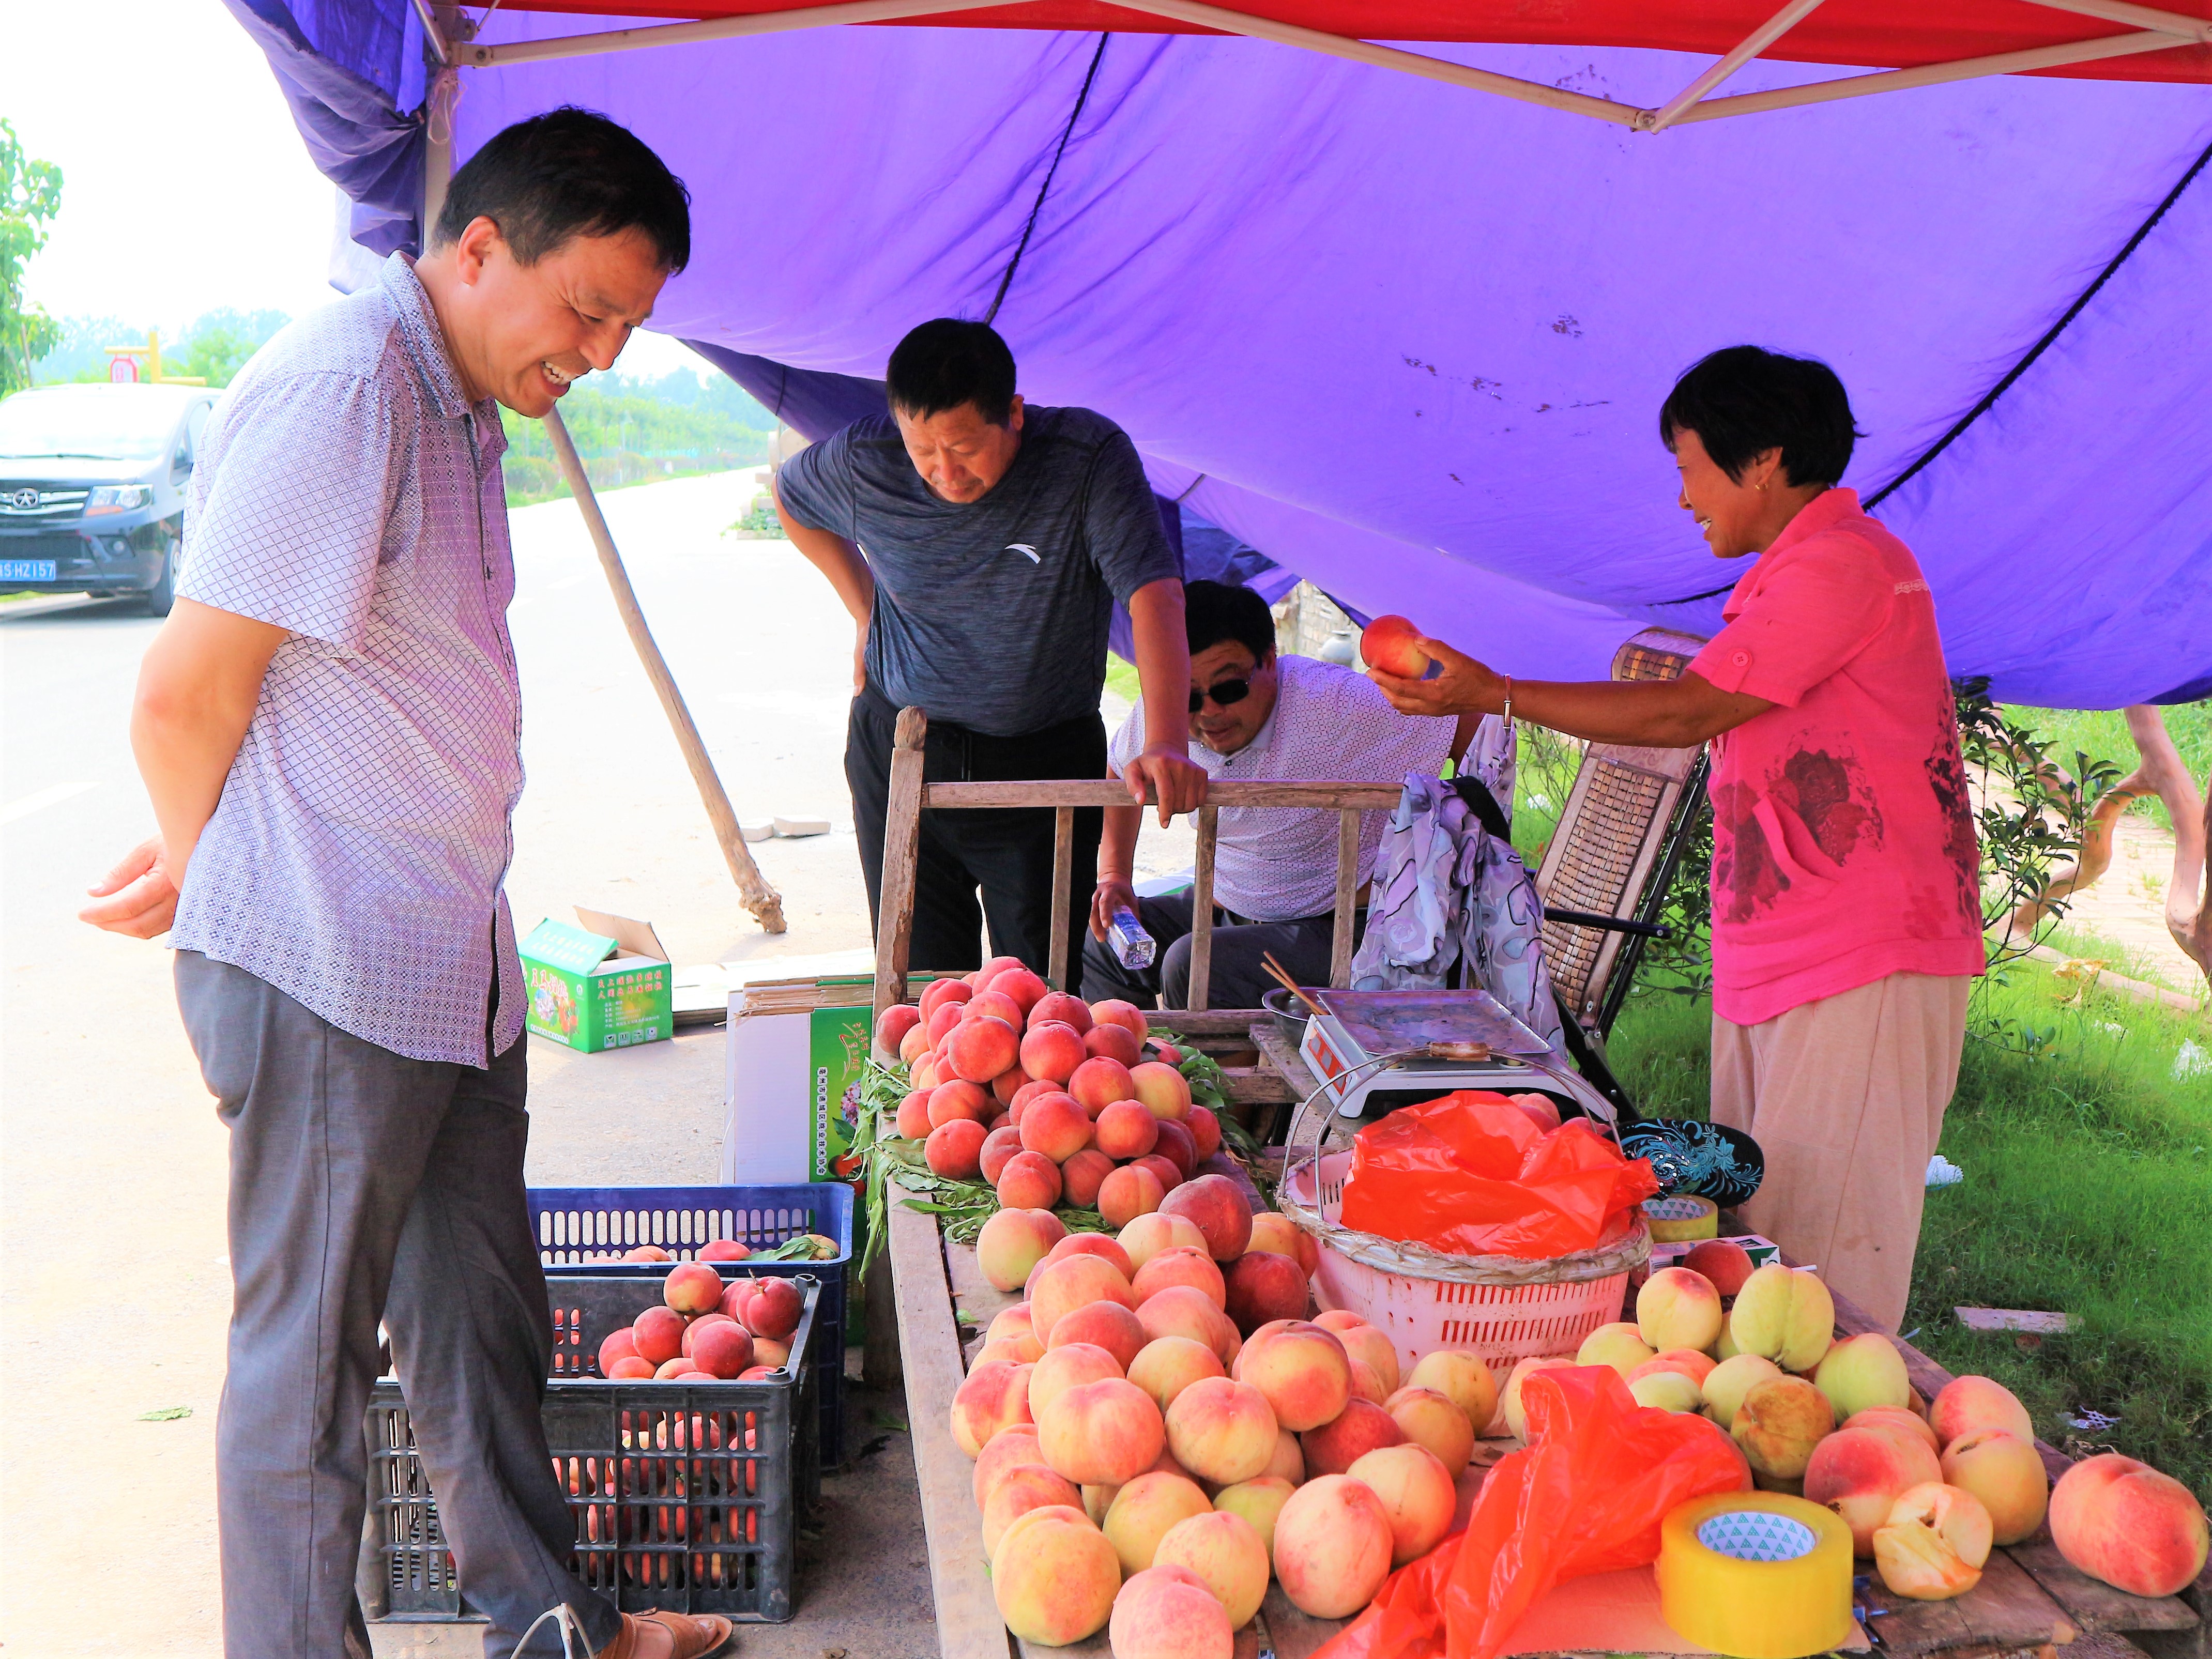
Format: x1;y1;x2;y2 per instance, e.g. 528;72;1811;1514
1371;346;1980;1331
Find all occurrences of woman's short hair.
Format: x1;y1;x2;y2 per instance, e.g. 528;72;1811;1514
1659;346;1863;487
1184;580;1276;662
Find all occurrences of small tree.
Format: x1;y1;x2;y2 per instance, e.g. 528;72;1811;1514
2;119;64;397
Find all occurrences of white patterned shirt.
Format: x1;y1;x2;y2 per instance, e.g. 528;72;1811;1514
1108;655;1455;921
170;254;526;1067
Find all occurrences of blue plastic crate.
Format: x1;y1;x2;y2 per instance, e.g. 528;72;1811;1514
526;1184;853;1467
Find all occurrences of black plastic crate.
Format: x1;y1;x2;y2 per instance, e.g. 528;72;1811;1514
368;1276;821;1622
526;1184;853;1468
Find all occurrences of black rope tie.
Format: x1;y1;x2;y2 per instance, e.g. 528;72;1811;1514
984;33;1111;326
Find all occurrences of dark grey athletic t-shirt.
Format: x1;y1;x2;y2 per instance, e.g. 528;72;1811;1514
775;405;1180;736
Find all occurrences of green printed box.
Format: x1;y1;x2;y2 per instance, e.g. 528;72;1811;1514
807;982;875;1184
520;909;673;1053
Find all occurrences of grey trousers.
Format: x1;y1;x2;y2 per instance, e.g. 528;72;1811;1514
176;951;622;1659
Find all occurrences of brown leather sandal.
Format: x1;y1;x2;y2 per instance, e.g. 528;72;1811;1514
596;1609;735;1659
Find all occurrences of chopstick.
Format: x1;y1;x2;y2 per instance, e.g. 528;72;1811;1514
1261;951;1328;1019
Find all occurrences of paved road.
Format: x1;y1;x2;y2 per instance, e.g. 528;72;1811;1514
0;472;948;1654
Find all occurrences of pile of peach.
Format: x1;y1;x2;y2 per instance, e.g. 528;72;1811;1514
954;1203;1500;1653
875;964;1227;1220
592;1262;806;1384
1533;1241;2206;1603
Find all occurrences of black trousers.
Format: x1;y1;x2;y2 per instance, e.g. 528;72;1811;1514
1080;887;1366;1011
847;682;1105;995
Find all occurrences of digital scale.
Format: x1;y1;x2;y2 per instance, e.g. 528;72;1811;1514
1296;987;1613;1125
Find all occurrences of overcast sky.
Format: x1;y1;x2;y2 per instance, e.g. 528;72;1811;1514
14;0;697;375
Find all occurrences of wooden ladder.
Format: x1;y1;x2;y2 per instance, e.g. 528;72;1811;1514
868;705;1401;1021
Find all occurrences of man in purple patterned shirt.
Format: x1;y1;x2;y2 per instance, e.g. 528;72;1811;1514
82;112;727;1659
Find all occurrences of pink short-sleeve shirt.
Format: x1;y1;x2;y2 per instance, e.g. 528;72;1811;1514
1690;488;1982;1026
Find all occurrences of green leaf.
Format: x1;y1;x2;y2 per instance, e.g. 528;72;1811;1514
136;1406;192;1422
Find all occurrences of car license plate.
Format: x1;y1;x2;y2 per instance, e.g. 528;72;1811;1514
0;559;57;581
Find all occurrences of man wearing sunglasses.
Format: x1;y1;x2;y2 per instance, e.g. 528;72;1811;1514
1083;581;1476;1009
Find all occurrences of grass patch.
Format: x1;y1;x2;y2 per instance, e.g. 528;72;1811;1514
1606;953;2212;1503
2005;701;2209;834
1103;654;1143;708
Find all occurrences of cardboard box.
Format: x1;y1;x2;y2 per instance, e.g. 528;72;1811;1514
520;908;673;1053
721;962;938;1187
1636;1232;1784;1286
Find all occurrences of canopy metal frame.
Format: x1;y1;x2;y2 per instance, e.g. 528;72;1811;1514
422;0;2212;128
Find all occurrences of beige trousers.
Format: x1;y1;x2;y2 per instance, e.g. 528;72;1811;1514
1710;972;1973;1333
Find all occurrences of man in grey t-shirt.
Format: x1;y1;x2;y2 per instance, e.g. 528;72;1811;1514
775;318;1204;988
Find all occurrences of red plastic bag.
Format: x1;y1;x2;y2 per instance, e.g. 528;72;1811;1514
1317;1366;1751;1659
1337;1092;1659;1258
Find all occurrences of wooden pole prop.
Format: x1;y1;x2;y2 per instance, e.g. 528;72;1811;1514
542;406;786;934
872;707;929;1024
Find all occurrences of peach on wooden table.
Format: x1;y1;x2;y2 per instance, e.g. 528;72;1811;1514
1302;1397;1406;1477
1681;1238;1755;1296
1246;1211;1319;1276
2049;1452;2209;1599
979;1123;1025;1185
1384;1386;1474;1479
1029;1252;1137;1340
991;1507;1121;1647
1104;1470;1215;1574
982;1463;1085;1556
1636;1266;1725;1354
1128;1336;1227;1413
1804;1424;1943;1555
1121;1210;1208;1270
976;1208;1062;1294
1273;1473;1396;1618
1109;1566;1233;1659
924;1117;987;1178
1044;1229;1135;1279
1845;1406;1940;1455
1320;1319;1400;1394
1408;1349;1499;1439
995;1148;1063;1210
1225;1249;1310;1333
1130;1059;1194;1122
1576;1322;1656;1379
1019;1020;1087;1085
951;1359;1035;1457
1728;1264;1835;1374
1702;1354;1783;1431
1241;1322;1353;1432
1940;1428;2049;1546
1059;1147;1115;1209
1139;1284;1242;1365
1814;1332;1911;1421
1165;1376;1280;1485
1090;998;1150;1041
1048;1299;1147;1372
1349;1441;1458;1563
1069;1056;1137;1116
1214;1474;1297;1553
1029;1342;1126;1420
1100;1163;1168;1227
1873;1482;1992;1601
972;1427;1046;1507
1501;1356;1578;1442
1037;1376;1168;1487
1160;1173;1254;1262
1133;1245;1227;1310
1927;1375;2034;1451
1029;990;1092;1033
1155;1507;1272;1626
1732;1375;1834;1484
1086;1021;1145;1067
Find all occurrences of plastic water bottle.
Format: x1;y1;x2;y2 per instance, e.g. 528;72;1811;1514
1108;905;1157;971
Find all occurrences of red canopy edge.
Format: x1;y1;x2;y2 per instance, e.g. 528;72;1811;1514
495;0;2212;82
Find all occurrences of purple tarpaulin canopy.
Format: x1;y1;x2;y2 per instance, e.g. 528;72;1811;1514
232;3;2212;706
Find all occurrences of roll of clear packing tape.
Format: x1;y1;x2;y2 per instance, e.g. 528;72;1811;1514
1657;1491;1856;1659
1643;1194;1720;1242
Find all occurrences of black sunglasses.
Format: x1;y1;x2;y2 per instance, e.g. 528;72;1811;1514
1189;678;1253;714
